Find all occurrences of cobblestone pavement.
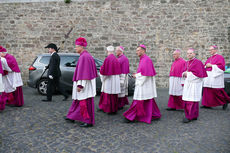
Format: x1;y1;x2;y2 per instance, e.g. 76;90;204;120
0;87;230;153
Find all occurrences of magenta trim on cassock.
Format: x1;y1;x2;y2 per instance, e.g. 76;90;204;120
100;54;121;75
205;54;225;71
5;54;20;72
202;87;230;107
137;54;156;76
169;57;186;77
118;96;129;109
184;101;199;120
123;98;161;124
99;92;119;113
183;58;207;78
167;95;184;109
117;54;130;74
67;98;95;125
2;86;24;107
73;50;98;81
0;59;3;74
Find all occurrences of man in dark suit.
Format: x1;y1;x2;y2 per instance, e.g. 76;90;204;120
42;43;69;102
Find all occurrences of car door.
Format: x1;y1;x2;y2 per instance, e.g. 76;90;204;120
60;55;79;91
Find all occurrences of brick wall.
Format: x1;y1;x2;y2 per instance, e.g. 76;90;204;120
0;0;230;87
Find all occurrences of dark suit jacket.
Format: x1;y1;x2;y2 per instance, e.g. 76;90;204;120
47;52;61;78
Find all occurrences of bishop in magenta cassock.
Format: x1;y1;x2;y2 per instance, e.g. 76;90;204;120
65;37;98;127
123;45;161;124
202;45;230;110
0;52;4;110
166;50;186;111
0;46;24;110
99;46;121;114
182;48;207;123
116;46;130;109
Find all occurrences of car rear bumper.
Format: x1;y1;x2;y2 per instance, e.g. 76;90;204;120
27;80;36;88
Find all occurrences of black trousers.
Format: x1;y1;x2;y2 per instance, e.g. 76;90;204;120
46;77;68;101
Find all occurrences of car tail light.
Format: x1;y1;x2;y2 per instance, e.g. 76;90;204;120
29;66;36;71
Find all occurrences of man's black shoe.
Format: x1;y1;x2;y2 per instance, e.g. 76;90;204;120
63;116;74;123
118;107;124;110
108;112;117;115
123;118;133;123
63;95;69;101
42;99;52;102
183;118;191;123
223;103;228;110
80;123;93;127
97;109;103;112
166;108;176;111
200;106;212;109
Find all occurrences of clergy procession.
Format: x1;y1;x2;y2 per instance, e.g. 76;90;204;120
0;38;229;127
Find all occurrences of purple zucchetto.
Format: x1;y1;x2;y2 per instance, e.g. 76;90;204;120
119;46;124;52
139;44;146;50
75;37;87;47
174;49;181;53
0;46;7;52
211;45;218;50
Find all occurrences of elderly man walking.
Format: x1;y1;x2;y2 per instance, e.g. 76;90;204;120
166;49;186;111
65;37;98;127
123;45;161;124
182;48;207;123
99;46;121;114
201;45;230;110
0;46;24;109
116;46;130;110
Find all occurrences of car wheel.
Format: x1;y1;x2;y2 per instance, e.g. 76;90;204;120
37;79;48;95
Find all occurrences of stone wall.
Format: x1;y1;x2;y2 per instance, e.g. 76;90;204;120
0;0;230;87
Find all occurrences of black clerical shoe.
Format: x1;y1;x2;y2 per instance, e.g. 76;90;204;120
123;118;133;123
223;103;228;110
80;123;93;127
108;112;117;115
200;106;212;109
97;109;103;112
118;107;124;110
42;99;52;102
63;95;69;101
183;118;191;123
166;108;176;111
63;116;74;123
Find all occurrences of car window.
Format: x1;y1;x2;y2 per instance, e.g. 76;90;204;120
95;59;103;67
39;56;50;65
61;56;79;67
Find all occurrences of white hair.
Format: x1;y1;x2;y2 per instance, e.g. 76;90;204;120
107;46;114;52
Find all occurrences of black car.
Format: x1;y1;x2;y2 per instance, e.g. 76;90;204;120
27;53;135;95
